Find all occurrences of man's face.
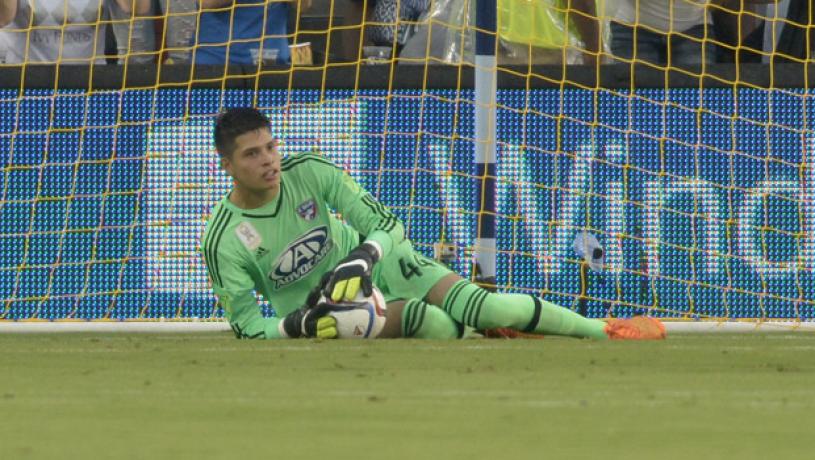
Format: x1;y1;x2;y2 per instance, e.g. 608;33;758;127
221;128;281;193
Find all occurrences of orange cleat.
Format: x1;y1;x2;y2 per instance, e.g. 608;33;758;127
481;328;545;339
604;316;667;340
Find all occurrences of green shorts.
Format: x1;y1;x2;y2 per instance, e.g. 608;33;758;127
372;239;454;304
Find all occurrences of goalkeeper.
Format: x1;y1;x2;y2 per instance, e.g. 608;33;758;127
201;108;665;340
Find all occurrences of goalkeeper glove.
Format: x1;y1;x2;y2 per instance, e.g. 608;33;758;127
280;284;338;339
323;242;381;302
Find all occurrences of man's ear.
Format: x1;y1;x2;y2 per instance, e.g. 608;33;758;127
220;155;233;177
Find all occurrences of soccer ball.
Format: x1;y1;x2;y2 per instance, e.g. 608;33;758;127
322;287;387;339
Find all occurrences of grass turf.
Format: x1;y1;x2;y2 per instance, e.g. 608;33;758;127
1;332;814;460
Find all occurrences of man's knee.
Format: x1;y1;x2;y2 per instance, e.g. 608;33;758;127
379;300;406;338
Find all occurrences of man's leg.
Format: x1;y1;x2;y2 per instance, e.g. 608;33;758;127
670;24;718;68
373;240;606;338
425;274;665;340
338;0;371;62
373;239;663;340
160;0;198;63
378;299;462;339
610;21;664;65
372;241;466;339
425;274;608;339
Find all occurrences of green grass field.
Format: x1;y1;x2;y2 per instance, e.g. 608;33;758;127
1;333;814;460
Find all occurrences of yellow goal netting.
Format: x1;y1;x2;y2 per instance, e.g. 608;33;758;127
0;0;813;327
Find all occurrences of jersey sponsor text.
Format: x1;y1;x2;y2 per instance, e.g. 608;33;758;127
269;226;333;288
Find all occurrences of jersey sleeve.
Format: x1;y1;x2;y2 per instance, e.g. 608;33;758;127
203;234;286;340
291;152;405;257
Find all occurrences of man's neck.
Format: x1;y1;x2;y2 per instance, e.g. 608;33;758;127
229;184;280;210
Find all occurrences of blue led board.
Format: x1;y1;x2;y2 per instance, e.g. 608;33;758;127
1;88;813;320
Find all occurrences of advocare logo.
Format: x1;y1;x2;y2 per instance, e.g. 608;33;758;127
269;226;333;288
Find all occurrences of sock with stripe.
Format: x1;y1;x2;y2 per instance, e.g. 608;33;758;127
401;299;463;339
441;280;608;339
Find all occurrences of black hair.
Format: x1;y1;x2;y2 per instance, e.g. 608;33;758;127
213;108;272;156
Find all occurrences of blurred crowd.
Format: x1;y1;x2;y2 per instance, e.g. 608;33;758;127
0;0;811;67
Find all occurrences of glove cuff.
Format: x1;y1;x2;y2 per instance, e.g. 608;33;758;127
277;320;292;338
359;241;382;264
280;310;305;338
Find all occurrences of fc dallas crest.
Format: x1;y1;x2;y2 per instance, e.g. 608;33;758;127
297;199;317;221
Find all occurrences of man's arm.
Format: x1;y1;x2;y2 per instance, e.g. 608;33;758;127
216;288;286;339
0;0;17;28
202;222;285;339
207;247;287;339
292;152;405;301
215;282;337;339
307;153;405;259
112;0;151;15
205;235;335;339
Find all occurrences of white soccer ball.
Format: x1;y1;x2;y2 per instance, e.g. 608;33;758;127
323;287;387;339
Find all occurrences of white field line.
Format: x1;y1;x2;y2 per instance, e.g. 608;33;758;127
0;321;232;333
1;321;815;333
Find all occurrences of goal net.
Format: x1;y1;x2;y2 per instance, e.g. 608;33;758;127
0;0;813;329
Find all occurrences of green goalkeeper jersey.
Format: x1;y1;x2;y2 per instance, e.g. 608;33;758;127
200;152;404;339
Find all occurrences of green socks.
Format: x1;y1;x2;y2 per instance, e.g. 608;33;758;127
399;281;609;340
534;297;608;339
441;280;608;340
401;299;462;339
